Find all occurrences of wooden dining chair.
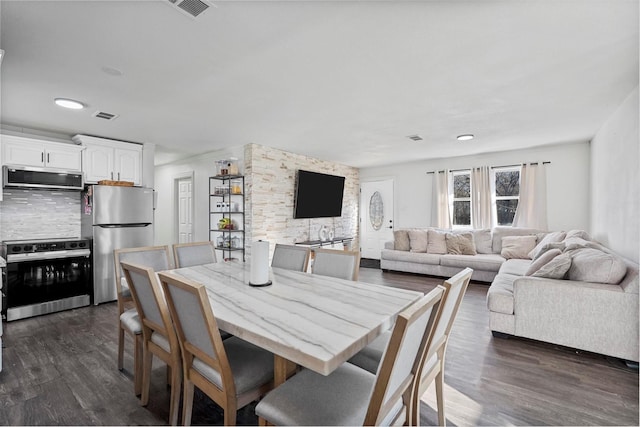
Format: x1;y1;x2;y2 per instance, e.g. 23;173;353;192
254;285;446;426
349;267;473;426
311;248;361;281
121;261;182;426
173;241;217;268
158;270;275;426
113;245;172;396
271;244;311;272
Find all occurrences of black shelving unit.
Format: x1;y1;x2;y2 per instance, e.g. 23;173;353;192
209;175;245;262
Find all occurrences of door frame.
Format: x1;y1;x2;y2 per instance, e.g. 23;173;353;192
360;177;395;259
174;171;195;243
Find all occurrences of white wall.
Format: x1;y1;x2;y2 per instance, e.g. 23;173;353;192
154;147;244;246
360;142;590;232
590;87;639;262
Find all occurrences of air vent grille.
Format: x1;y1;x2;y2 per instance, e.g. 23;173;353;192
168;0;210;18
93;111;118;121
407;135;423;141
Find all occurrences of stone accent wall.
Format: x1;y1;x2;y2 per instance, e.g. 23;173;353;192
0;189;81;241
244;144;359;258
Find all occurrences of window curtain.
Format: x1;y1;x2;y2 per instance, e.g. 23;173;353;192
432;170;452;229
471;166;493;229
513;163;548;229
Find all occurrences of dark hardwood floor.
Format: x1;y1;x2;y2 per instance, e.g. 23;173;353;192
1;267;637;426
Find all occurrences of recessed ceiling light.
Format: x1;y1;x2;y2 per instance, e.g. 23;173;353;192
54;98;85;110
456;134;474;141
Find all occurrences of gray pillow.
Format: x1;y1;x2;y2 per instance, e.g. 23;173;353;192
446;232;477;255
525;248;562;276
567;248;628;284
532;253;572;279
501;235;538;259
393;230;410;251
408;229;429;253
427;229;447;254
528;231;566;259
532;242;566;262
472;229;493;254
563;236;604;252
565;229;591;241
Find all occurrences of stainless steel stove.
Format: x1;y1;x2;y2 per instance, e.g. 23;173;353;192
1;237;93;321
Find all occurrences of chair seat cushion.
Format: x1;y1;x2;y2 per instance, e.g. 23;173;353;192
255;363;378;426
120;309;142;334
348;331;391;375
192;336;274;395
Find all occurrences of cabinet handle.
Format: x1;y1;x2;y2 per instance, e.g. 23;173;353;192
47;153;50;163
41;152;44;163
117;172;120;181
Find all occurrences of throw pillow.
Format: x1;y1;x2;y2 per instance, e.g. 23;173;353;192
426;229;447;254
531;253;572;279
567;248;627;284
563;236;604;252
393;230;410;251
501;235;538;259
446;232;477;255
408;229;429;253
472;229;493;254
525;248;562;276
565;229;592;241
528;231;567;259
532;241;566;262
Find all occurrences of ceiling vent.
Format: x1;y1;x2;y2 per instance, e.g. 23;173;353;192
167;0;212;19
93;111;119;121
407;135;423;141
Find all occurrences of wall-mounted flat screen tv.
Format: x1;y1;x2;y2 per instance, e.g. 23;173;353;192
294;170;345;219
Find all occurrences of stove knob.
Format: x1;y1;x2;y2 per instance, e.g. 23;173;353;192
70;243;78;248
12;246;21;253
78;242;86;248
24;245;34;252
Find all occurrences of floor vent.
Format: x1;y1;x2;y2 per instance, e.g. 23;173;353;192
167;0;211;18
93;111;118;121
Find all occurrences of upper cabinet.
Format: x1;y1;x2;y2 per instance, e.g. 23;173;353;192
73;135;143;186
1;134;83;172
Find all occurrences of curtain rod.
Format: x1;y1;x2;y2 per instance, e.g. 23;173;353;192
426;161;551;174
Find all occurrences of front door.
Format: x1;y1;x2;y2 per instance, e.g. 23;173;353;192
360;179;394;259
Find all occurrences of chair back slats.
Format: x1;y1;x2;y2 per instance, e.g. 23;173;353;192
364;285;445;425
312;248;361;281
271;244;311;272
173;241;217;268
158;271;236;394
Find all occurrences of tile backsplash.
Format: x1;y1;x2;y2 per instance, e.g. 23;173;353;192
0;189;81;241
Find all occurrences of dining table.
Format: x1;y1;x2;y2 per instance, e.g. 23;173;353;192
168;261;423;386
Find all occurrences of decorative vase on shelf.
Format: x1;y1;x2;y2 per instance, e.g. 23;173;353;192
319;225;328;242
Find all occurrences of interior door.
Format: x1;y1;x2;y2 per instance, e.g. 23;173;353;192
177;177;194;243
360;179;394;259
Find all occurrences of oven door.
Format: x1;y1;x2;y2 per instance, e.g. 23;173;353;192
5;250;92;321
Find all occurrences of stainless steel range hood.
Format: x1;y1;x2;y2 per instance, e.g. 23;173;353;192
3;165;84;190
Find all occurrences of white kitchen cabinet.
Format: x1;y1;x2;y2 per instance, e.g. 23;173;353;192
1;134;82;172
73;135;143;186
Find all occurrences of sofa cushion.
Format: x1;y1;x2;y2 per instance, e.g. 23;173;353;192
446;232;477;255
441;254;505;272
528;231;566;259
531;241;566;261
407;229;428;252
563;236;604;252
499;259;532;276
565;229;591;240
393;230;410;251
427;229;447;254
525;248;562;276
567;248;627;285
531;253;572;279
501;235;538;259
491;226;542;254
473;229;493;254
381;249;441;265
486;273;519;314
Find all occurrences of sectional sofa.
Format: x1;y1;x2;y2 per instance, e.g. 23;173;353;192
381;226;639;362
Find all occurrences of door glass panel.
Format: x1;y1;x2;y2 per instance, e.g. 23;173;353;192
369;191;384;230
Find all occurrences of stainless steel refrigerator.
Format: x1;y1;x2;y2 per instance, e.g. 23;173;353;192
81;186;154;304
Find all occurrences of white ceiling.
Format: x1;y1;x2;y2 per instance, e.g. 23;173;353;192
0;0;638;167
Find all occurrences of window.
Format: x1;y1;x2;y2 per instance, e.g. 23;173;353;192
494;167;520;225
452;171;471;227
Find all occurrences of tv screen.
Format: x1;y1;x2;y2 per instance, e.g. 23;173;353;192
294;170;345;219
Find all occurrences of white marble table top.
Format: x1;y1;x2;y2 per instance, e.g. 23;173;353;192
169;262;422;376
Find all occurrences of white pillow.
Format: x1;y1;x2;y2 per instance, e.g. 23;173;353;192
501;235;538;259
407;229;428;253
426;229;447;254
531;253;572;279
525;248;562;276
472;229;493;254
567;248;627;284
528;231;566;259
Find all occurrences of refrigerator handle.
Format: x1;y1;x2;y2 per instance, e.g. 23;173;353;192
98;223;152;228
